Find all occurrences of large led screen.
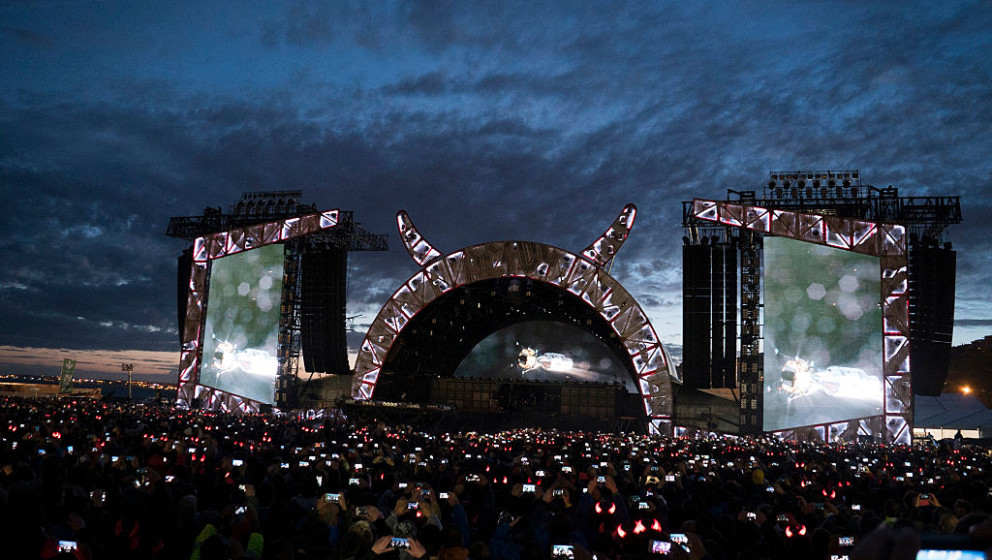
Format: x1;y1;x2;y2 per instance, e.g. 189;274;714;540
763;236;883;431
199;243;285;405
453;320;635;390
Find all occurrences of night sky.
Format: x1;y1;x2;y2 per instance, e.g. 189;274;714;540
1;1;990;381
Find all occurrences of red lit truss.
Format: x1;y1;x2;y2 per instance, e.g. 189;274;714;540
176;210;341;413
691;199;911;443
353;204;679;435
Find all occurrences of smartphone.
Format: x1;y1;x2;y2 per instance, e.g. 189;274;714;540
391;538;410;549
166;475;176;483
650;540;671;555
597;475;606;484
553;489;566;498
665;474;676;482
522;484;536;493
439;492;449;499
398;482;409;489
58;541;79;553
349;478;360;486
552;545;575;560
407;501;419;510
466;474;480;482
232;459;244;467
639;501;650;510
324;493;340;503
916;547;986;559
839;536;855;548
357;506;369;516
747;512;757;520
851;504;862;511
235;506;247;515
562;466;573;473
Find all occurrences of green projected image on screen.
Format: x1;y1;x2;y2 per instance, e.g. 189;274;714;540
454;320;635;390
763;236;883;432
200;244;285;405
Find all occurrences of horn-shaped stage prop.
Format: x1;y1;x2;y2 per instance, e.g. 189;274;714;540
398;203;637;268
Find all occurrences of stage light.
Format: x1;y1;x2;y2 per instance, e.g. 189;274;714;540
962;386;971;395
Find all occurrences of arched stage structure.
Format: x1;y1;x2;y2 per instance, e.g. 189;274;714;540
350;205;680;434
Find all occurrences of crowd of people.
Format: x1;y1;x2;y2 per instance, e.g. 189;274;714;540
2;396;992;560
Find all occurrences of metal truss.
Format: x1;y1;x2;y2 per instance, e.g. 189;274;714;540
176;210;341;413
354;205;679;434
276;241;304;409
739;228;761;432
691;199;911;443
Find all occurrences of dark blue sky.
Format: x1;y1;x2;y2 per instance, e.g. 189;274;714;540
1;1;990;380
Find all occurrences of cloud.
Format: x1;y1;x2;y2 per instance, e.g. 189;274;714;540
955;319;992;327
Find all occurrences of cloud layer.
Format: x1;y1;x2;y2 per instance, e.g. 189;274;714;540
1;1;990;378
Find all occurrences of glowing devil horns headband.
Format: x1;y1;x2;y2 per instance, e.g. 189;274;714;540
396;203;638;268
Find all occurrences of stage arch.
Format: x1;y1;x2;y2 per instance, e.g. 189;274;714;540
352;205;678;433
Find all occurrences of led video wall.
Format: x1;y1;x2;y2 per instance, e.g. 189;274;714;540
762;237;883;432
453;320;635;389
199;244;285;405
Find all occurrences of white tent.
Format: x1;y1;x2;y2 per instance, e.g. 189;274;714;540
913;393;992;439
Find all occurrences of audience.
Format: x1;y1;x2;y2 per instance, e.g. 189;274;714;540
2;396;991;560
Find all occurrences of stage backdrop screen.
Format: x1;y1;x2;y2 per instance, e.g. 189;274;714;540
454;320;635;390
199;243;285;405
763;236;883;432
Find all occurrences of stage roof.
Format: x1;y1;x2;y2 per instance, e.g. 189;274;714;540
914;393;992;429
